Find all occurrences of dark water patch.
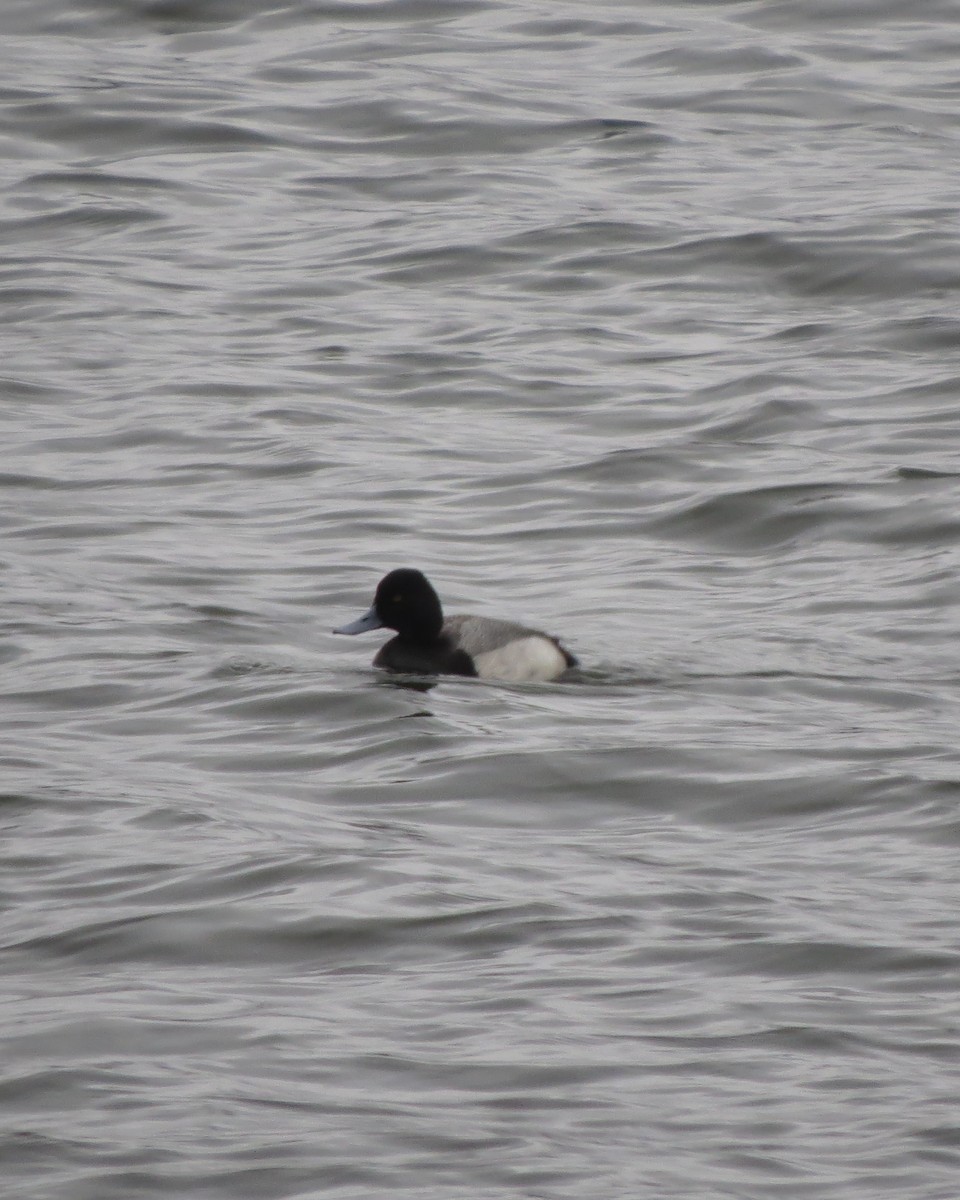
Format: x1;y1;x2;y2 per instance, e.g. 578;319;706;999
0;1129;90;1171
56;850;357;909
138;0;268;27
897;465;960;480
643;229;799;276
320;742;882;831
9;519;168;541
691;85;903;124
0;791;43;813
640;229;960;300
203;683;379;726
550;430;825;494
880;316;960;353
509;18;665;39
0;642;28;667
0;206;162;246
0;376;72;402
767;321;837;343
745;0;960;34
0;286;72;315
11;899;562;969
0;467;180;494
5;1016;244;1070
711;939;960;983
312;113;665;160
913;1124;960;1150
126;803;213;831
647;480;875;552
913;780;960;845
9;100;278;159
689;394;824;442
33;426;214;455
642;43;806;75
372;243;527;287
593;117;661;141
255;0;496;32
0;682;138;711
643;461;960;553
293;168;468;204
205;657;294;680
22;168;191;199
504;218;666;256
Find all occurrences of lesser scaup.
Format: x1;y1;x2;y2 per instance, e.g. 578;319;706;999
334;568;577;682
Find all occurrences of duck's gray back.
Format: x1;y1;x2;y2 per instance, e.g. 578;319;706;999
444;614;540;655
444;614;573;682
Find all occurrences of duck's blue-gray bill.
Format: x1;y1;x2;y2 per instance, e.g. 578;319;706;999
333;606;383;636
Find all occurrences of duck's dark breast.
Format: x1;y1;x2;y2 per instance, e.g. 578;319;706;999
373;635;477;676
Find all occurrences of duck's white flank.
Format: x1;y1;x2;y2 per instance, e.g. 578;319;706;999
471;636;568;682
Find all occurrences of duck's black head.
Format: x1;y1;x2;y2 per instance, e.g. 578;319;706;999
372;568;444;641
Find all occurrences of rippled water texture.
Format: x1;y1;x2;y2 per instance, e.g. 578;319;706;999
3;1;960;1197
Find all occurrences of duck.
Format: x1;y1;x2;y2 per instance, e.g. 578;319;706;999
333;568;577;682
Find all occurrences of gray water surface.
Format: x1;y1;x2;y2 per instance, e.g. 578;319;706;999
3;2;960;1197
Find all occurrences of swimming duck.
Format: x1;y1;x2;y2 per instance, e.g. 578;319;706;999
334;568;577;682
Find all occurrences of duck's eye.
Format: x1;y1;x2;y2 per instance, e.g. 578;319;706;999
393;593;403;603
